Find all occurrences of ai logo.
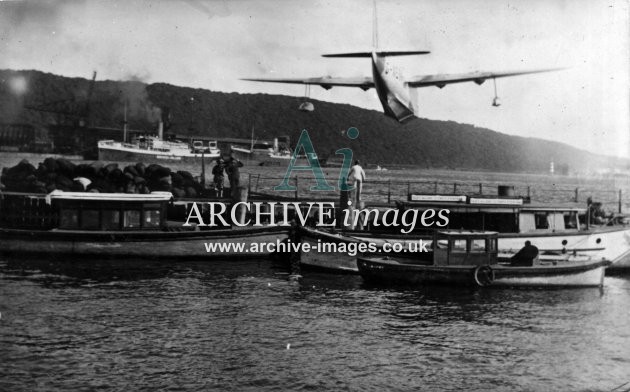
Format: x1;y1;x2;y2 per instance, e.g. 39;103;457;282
274;127;359;192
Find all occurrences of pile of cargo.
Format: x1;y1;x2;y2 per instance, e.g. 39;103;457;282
0;158;204;198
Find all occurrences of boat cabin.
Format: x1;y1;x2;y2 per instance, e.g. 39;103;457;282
0;191;172;231
49;191;172;231
401;194;585;234
192;140;219;153
192;140;205;152
433;230;498;266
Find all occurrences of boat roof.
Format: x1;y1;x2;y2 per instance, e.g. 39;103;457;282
519;202;585;212
403;195;586;212
437;230;498;237
46;190;173;202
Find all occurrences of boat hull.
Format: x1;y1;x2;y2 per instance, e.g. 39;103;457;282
298;227;431;273
302;225;630;272
298;225;630;274
497;226;630;272
0;226;288;260
98;145;220;165
357;257;610;288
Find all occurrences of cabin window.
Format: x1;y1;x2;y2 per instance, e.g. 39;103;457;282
519;213;536;232
59;209;79;229
451;239;467;252
487;238;497;252
564;212;578;229
534;213;549;229
470;239;486;252
123;210;141;228
81;210;100;230
548;213;565;231
102;210;120;230
144;210;161;228
484;213;518;233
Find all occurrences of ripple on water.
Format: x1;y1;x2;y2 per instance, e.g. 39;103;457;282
1;259;629;391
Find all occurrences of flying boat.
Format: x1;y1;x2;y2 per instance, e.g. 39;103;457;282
242;1;564;122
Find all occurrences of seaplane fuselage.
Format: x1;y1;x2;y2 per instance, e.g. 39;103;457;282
371;53;415;122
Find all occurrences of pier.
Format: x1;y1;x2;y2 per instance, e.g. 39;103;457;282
245;173;628;214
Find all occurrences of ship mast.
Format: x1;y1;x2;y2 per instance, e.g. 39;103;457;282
250;125;255;152
123;100;128;142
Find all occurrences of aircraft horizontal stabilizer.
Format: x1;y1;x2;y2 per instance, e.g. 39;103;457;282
322;52;373;58
375;51;431;56
322;51;430;58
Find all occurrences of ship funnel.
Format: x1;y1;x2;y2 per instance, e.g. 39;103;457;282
158;121;164;140
273;138;278;151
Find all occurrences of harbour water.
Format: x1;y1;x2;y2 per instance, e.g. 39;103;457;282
2;153;629;211
1;258;629;391
1;154;630;390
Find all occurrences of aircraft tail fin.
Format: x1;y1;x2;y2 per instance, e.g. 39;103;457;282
322;51;430;58
373;0;379;50
322;1;430;58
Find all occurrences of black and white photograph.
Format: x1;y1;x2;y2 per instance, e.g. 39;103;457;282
0;0;629;390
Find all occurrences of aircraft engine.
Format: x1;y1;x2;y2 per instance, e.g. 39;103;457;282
299;102;315;111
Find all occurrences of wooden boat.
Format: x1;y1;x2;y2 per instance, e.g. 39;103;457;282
297;193;630;273
399;194;630;273
0;191;287;260
296;226;431;273
357;231;611;288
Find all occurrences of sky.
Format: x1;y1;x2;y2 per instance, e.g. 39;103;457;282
1;0;629;158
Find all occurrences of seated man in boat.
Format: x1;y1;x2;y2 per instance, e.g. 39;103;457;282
511;241;540;266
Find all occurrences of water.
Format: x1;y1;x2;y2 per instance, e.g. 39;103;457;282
1;257;629;391
2;153;630;390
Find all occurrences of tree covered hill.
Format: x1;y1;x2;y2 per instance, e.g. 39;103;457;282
0;69;623;173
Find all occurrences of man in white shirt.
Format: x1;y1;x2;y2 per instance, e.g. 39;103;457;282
347;160;366;206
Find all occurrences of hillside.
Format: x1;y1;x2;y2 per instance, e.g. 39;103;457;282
0;69;624;173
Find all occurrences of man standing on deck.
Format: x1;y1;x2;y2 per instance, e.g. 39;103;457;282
347;160;366;207
212;157;226;198
226;155;243;200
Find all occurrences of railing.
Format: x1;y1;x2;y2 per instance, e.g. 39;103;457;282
0;192;58;229
0;175;625;231
246;174;627;213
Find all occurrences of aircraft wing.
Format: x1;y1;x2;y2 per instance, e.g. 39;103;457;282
241;76;374;90
405;68;564;88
